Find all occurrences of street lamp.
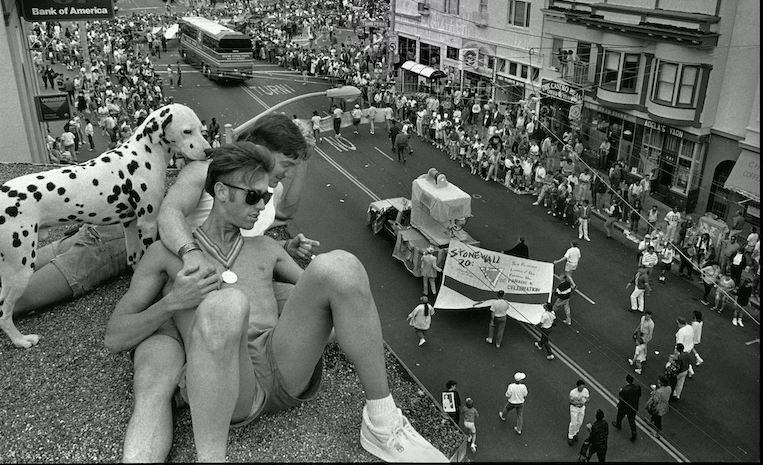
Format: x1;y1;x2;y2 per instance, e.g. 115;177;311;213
227;85;362;142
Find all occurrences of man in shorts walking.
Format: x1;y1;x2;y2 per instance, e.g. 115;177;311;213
554;240;581;289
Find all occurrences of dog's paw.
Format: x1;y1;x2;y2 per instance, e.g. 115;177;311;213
13;334;40;349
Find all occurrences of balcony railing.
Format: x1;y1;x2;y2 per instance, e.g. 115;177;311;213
560;61;592;87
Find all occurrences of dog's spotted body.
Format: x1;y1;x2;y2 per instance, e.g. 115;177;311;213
0;103;210;348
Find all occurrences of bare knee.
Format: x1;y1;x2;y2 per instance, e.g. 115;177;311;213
132;335;184;402
191;288;249;352
308;250;370;296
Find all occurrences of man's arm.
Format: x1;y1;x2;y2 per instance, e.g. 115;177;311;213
103;243;218;353
157;160;218;276
272;239;305;285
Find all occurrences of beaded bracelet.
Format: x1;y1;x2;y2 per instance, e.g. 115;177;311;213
178;241;202;258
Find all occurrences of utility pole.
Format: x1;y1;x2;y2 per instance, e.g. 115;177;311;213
387;0;396;82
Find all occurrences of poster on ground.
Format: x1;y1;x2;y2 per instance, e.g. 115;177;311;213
434;239;554;325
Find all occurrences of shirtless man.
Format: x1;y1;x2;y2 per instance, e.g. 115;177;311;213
105;142;447;462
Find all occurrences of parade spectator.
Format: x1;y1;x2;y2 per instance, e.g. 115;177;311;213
628;334;647;375
712;273;736;314
640;245;659;275
647;205;660;232
634;310;655;359
664;206;681;244
407;295;435;347
499;372;528;436
729;248;747;285
604;198;621;239
474;290;510;349
699;261;721;306
718;235;741;275
727;210;745;239
658;243;676;283
612;374;641;442
568;379;590;446
733;269;754;327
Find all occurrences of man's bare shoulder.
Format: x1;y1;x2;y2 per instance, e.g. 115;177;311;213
139;240;181;272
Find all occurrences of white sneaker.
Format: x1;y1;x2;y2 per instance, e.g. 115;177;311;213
360;407;449;462
418;338;426;346
470;443;477;453
738;319;744;327
732;318;738;326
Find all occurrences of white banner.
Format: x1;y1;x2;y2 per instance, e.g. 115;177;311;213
434;239;554;325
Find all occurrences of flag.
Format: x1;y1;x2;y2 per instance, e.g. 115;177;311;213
434;239;554;325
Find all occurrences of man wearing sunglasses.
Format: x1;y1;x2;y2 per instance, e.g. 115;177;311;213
106;142;448;462
106;113;322;462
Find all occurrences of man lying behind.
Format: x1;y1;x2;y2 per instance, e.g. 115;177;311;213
105;142;448;463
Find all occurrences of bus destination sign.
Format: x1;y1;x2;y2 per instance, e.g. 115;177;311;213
21;0;115;21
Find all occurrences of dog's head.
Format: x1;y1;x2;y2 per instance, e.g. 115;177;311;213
136;104;211;163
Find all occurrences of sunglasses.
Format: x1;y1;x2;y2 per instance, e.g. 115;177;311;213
221;183;272;206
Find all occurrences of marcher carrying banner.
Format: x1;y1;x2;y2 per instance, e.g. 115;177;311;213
434;239;554;325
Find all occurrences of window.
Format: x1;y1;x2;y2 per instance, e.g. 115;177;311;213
531;67;540;81
509;61;518;76
600;50;620;89
419;42;441;67
551;37;564;69
652;61;702;108
654;62;678;103
677;66;699;105
508;0;530;27
479;0;488;15
444;0;459;15
520;64;528;79
576;42;591;63
621;54;640;91
446;46;459;61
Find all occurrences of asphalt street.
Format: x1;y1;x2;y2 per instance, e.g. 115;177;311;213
63;2;760;461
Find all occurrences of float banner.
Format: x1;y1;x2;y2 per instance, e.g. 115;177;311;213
21;0;115;21
434;239;553;325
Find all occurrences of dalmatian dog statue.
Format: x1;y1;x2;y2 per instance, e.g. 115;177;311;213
0;103;211;348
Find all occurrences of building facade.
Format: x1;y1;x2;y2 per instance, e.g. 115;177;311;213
393;0;760;218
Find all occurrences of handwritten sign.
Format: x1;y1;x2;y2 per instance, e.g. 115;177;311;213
435;240;553;324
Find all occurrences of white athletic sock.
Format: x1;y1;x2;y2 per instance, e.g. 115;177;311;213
366;394;399;428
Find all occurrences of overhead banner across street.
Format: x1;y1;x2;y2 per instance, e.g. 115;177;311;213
434;239;554;325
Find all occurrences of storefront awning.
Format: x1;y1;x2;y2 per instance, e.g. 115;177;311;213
724;149;760;202
400;61;447;80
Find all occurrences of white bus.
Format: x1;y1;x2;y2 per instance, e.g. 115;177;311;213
178;16;254;82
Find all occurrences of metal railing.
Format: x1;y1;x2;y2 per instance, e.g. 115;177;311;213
561;60;591;87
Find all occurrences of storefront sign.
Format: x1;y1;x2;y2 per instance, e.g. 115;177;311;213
34;94;71;121
540;79;582;104
586;102;636;123
643;119;684;139
363;20;387;28
21;0;114;21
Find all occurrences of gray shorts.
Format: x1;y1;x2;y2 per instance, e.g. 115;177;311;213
50;224;128;297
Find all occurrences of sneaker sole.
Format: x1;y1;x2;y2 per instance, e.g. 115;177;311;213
360;430;397;462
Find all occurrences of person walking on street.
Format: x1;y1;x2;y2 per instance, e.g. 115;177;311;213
499;372;527;435
634;310;655;358
420;246;441;296
442;380;462;426
85;118;95;152
577;200;592;242
474;290;510;348
670;343;692;401
351;104;362;135
658;243;676;283
554;240;581;289
535;303;556;360
311;110;323;144
645;376;672;438
175;62;182;87
406;296;435;346
613;374;641;442
552;274;574;325
688;310;704;375
462;398;479;453
585;409;609;462
394;126;410;163
628;334;647;374
332;105;343;138
367;104;377;135
626;265;652;312
568;379;590;445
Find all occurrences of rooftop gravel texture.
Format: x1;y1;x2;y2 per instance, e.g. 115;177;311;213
0;162;464;462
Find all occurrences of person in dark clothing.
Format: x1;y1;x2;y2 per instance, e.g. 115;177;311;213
612;374;641;442
504;236;529;258
586;409;609;462
442;380;462;426
389;119;400;153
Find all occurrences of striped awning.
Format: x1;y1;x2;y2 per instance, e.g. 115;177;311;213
401;61;447;80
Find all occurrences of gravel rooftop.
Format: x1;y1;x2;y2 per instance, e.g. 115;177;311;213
0;162;464;462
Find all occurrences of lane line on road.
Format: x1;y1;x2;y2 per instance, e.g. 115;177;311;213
554;273;596;304
523;324;689;462
240;85;270;110
374;146;394;161
314;147;380;202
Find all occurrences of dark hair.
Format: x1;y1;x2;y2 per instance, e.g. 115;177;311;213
644;310;652;315
658;375;668;386
595;409;604;420
626;374;634;384
676;343;684;352
576;379;585;387
692;310;702;322
235;113;308;160
204;142;274;197
446;380;457;389
497;290;505;298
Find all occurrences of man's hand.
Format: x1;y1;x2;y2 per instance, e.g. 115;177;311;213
180;250;221;288
167;262;220;310
286;233;320;259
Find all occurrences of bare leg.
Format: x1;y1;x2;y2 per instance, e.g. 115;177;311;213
173;288;258;462
123;334;185;463
272;250;389;400
13;262;73;316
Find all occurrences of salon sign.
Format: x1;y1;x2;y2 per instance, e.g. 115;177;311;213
541;79;583;104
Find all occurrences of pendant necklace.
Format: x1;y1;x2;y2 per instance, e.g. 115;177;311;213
193;227;244;284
